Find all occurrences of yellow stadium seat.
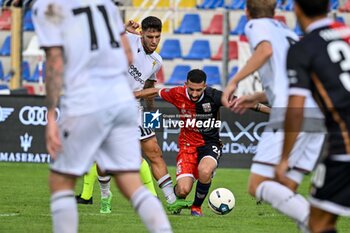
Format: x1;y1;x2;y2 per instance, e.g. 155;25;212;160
157;0;170;8
178;0;196;8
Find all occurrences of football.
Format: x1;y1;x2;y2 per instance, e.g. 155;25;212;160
208;188;235;215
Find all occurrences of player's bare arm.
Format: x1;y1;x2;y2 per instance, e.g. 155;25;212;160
134;87;160;99
230;92;270;114
44;46;64;159
222;41;272;108
275;95;306;184
120;33;133;65
143;80;156;111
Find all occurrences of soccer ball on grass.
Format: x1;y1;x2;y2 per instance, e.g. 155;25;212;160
208;188;235;215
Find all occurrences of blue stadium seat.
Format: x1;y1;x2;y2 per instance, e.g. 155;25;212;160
160;39;182;60
0;60;4;80
330;0;339;10
280;0;294;11
22;61;31;81
198;0;224;9
294;22;304;36
203;65;221;85
29;62;46;82
0;35;11;56
336;16;345;24
165;65;191;85
226;0;245;10
183;40;211;60
174;14;201;34
23;10;35;31
230;15;247;35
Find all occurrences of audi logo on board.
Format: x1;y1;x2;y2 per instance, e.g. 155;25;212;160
19;106;60;126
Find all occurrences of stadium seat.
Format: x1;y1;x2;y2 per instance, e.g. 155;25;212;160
159;39;182;60
29;62;46;82
226;0;245;10
336;16;345;24
23;10;34;31
197;0;224;9
0;35;11;56
280;0;294;11
274;15;287;24
339;0;350;12
0;9;11;30
178;0;196;8
183;40;211;60
0;60;4;80
174;14;201;34
165;65;191;85
211;41;238;61
203;65;221;85
230;15;247;35
330;0;339;10
294;22;303;36
22;61;31;81
228;66;238;82
202;14;223;35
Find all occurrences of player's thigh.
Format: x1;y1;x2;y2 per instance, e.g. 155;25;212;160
141;136;162;159
96;101;142;173
50;112;108;176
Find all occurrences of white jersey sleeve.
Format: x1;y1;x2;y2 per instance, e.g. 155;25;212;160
32;0;65;47
245;19;272;49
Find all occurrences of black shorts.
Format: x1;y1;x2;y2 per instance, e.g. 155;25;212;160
310;159;350;215
196;143;222;164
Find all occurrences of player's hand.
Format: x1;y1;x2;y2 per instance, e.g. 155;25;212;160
275;159;289;185
230;95;258;114
221;82;237;108
46;111;62;160
125;20;140;35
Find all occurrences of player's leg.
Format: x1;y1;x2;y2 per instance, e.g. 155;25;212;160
76;163;97;204
140;158;158;196
141;135;177;204
249;130;310;225
49;172;78;233
114;172;172;233
96;166;113;214
309;207;338;233
97;101;172;233
191;144;221;216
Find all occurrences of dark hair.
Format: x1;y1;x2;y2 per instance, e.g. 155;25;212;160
187;69;207;83
141;16;162;32
247;0;276;18
295;0;329;17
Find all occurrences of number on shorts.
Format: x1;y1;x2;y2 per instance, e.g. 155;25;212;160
311;163;326;188
212;145;221;159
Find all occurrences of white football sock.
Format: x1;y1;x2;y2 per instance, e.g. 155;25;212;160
51;190;78;233
131;186;172;233
255;181;309;223
157;174;176;204
98;176;111;198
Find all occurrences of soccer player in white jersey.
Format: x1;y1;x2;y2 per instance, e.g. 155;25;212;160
222;0;324;230
32;1;172;233
81;16;192;214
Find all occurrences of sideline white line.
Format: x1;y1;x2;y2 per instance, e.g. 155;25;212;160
0;213;20;217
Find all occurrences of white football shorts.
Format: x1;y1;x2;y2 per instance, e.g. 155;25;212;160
50;100;142;176
251;128;325;184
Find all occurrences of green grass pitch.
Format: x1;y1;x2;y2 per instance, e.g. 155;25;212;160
0;163;349;233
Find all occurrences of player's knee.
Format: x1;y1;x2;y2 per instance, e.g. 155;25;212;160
144;144;163;161
247;182;257;197
198;167;213;181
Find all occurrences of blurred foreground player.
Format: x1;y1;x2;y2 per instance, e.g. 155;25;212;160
33;0;172;232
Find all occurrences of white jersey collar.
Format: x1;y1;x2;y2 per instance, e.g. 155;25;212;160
306;18;333;33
